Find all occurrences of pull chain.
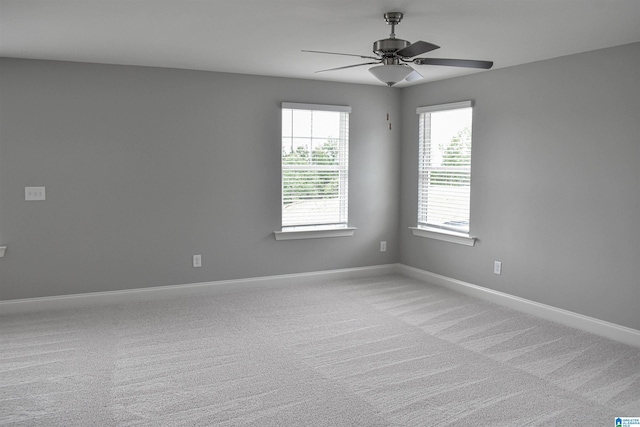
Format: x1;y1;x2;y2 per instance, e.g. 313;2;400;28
386;86;393;130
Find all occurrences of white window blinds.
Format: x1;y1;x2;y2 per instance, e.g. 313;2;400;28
417;101;473;233
281;103;350;229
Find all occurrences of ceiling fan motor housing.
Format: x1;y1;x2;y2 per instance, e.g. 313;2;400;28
373;38;410;57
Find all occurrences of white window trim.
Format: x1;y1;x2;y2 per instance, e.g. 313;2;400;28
409;226;476;246
414;100;475;245
276;102;354;240
282;102;351;113
416;100;472;114
274;226;357;241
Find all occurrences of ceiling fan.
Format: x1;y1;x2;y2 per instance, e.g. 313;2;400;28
303;12;493;86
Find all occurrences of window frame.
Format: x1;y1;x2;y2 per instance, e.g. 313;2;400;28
411;100;476;246
275;102;356;241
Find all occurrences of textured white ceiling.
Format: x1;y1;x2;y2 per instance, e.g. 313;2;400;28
1;0;639;87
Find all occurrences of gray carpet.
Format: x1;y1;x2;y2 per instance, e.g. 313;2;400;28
1;274;639;426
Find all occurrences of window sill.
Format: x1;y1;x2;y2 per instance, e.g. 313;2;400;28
409;226;476;246
274;227;357;241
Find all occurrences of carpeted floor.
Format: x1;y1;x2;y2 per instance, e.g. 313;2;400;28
1;274;639;426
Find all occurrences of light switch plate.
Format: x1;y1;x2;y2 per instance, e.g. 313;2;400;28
25;187;46;201
494;261;502;275
193;254;202;267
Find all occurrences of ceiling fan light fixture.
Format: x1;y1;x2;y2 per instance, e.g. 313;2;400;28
369;64;413;86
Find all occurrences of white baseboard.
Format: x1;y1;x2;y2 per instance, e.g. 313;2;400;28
3;263;638;348
396;264;640;348
0;264;397;315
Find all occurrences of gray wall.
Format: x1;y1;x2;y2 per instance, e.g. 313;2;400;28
0;59;401;300
2;44;638;331
399;43;640;330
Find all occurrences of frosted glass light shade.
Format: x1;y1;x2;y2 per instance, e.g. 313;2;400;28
369;65;413;86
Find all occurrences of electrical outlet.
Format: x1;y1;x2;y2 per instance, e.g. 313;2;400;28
494;261;502;275
193;255;202;268
380;241;387;252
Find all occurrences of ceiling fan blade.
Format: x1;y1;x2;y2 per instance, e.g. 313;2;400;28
396;41;440;58
405;69;424;82
315;62;380;73
413;58;494;69
302;50;379;61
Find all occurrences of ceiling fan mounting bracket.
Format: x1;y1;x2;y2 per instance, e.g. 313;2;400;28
383;12;403;39
383;12;403;26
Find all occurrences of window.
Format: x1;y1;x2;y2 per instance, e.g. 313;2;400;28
414;100;475;244
277;102;353;239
